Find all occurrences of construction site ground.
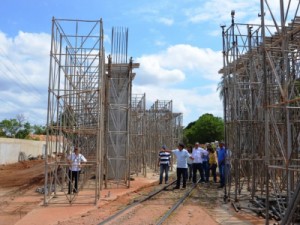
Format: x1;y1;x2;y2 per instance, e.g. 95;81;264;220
0;159;269;225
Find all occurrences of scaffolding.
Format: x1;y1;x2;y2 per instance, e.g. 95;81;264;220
45;18;183;205
143;100;174;171
219;1;300;223
44;18;105;204
130;94;146;176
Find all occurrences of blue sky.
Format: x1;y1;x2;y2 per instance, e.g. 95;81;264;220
0;0;297;126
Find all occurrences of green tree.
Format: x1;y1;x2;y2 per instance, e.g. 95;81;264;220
184;113;224;145
0;118;20;137
0;128;5;137
32;125;47;135
0;114;34;139
15;122;32;139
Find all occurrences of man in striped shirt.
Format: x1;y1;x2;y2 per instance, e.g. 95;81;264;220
158;145;171;184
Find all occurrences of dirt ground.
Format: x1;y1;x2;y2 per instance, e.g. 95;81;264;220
0;160;267;225
0;160;45;225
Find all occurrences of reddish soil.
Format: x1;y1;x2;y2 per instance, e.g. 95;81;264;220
0;160;267;225
0;160;44;188
0;160;45;225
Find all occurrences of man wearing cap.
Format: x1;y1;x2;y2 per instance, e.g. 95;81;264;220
165;143;191;189
158;145;171;184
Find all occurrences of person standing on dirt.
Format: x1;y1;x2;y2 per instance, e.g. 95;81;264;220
217;142;226;188
207;144;217;183
191;142;205;184
67;147;87;194
165;143;191;189
158;145;171;184
186;146;193;182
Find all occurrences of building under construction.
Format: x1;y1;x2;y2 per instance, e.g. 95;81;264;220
219;1;300;224
44;18;183;205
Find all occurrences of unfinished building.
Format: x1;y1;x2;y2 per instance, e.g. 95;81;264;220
219;1;300;224
44;18;183;205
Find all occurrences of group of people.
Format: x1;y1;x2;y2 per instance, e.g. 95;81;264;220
67;141;230;194
158;141;230;189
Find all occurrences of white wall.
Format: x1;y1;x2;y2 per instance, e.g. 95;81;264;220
0;138;46;164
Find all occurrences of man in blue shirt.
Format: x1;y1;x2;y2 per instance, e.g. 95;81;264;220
217;142;226;188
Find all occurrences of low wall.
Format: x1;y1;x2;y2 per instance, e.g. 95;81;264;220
0;138;46;164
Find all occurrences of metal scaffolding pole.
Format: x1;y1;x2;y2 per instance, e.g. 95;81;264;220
219;1;300;223
45;18;104;204
130;93;146;176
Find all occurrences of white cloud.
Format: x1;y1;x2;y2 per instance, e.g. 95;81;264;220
136;54;185;85
184;0;258;24
133;44;223;126
0;31;50;124
157;17;174;26
135;44;222;86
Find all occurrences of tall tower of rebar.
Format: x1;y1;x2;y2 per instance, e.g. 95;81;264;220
44;18;105;204
103;27;140;188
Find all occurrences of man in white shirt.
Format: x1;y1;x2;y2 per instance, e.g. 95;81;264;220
166;143;191;189
67;147;87;194
191;142;205;183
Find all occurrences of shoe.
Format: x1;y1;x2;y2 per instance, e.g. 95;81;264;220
173;186;180;190
67;192;71;194
182;186;186;189
159;182;162;185
165;182;168;184
73;189;78;193
217;185;224;188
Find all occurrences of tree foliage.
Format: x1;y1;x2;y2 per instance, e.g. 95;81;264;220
0;118;21;137
183;113;224;145
0;114;46;139
32;125;47;135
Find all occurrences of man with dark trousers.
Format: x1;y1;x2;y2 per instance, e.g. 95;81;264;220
165;143;191;189
67;147;87;194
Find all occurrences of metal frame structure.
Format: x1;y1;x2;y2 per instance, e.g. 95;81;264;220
45;19;183;205
130;93;146;176
219;1;300;223
45;18;104;204
144;100;174;171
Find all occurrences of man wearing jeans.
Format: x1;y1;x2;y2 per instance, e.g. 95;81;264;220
158;145;171;184
217;142;226;188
